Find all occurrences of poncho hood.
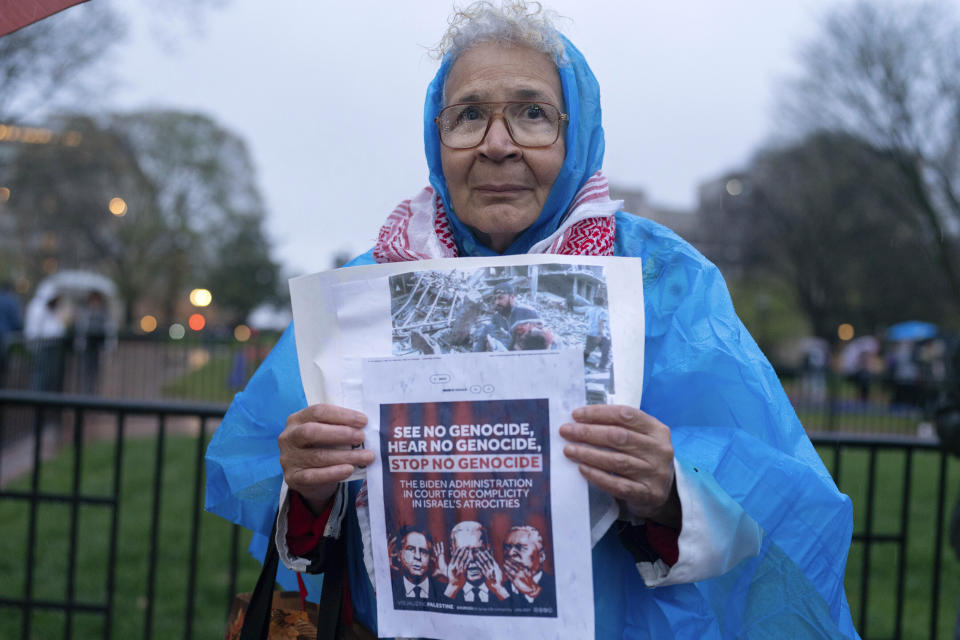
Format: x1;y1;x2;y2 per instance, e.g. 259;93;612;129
423;34;605;256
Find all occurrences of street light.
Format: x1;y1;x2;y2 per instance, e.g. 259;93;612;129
234;324;252;342
140;315;158;333
169;323;186;340
838;323;855;341
109;197;127;217
189;288;212;307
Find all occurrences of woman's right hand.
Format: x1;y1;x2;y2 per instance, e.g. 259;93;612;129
278;404;374;514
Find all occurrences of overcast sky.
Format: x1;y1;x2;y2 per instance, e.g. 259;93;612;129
108;0;848;276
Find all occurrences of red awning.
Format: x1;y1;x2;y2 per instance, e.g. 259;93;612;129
0;0;88;37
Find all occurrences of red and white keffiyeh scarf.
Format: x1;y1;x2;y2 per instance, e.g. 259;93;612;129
372;172;622;262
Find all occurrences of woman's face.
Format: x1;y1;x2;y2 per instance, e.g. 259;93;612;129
440;41;566;252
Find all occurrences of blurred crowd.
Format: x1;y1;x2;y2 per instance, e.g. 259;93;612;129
0;278;117;394
790;329;960;415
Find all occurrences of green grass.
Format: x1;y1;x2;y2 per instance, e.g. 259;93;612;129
1;433;957;638
161;344;272;404
817;445;960;639
0;434;262;639
784;376;928;435
161;352;238;403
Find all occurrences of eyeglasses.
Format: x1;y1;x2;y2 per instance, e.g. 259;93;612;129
435;101;568;150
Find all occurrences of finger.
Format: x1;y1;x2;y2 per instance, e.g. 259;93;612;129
282;446;374;471
575;463;673;514
558;421;645;451
562;443;656;479
570;405;663;433
281;421;368;450
291;404;367;428
285;463;357;491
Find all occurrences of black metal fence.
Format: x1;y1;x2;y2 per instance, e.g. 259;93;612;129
0;332;278;460
812;432;959;639
0;391;259;640
3;332;955;439
783;374;939;437
0;392;958;639
1;332;279;404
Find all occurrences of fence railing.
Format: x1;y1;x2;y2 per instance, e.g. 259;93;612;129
0;390;259;640
783;372;942;437
3;333;954;438
0;391;957;639
811;432;959;640
1;332;279;405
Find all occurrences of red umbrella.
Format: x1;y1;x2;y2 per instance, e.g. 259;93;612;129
0;0;88;37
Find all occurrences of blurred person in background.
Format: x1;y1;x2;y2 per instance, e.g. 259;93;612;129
73;290;116;395
25;293;68;392
0;280;23;387
887;340;922;408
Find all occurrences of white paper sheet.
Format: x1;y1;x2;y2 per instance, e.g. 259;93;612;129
289;255;644;409
288;255;646;637
360;351;593;640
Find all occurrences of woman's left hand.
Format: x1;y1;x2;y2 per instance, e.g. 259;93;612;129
560;405;680;529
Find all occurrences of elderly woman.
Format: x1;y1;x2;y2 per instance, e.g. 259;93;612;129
206;3;858;638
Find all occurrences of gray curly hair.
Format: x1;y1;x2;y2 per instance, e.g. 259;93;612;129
432;1;567;65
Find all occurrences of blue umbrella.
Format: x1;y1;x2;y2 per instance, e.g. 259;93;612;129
885;321;938;341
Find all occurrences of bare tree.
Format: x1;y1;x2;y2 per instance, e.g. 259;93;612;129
6;109;280;327
111;110;280;322
702;132;954;341
783;1;960;310
0;3;125;122
0;1;232;123
7;115;167;326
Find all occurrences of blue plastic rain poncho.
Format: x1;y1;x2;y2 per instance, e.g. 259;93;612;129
206;33;859;639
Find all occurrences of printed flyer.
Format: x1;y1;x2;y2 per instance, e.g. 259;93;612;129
360;350;593;639
288;255;645;637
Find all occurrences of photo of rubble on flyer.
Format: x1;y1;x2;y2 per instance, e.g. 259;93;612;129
388;265;614;403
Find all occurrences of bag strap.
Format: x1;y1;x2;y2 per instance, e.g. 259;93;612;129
239;507;349;640
239;514;281;640
316;531;347;639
